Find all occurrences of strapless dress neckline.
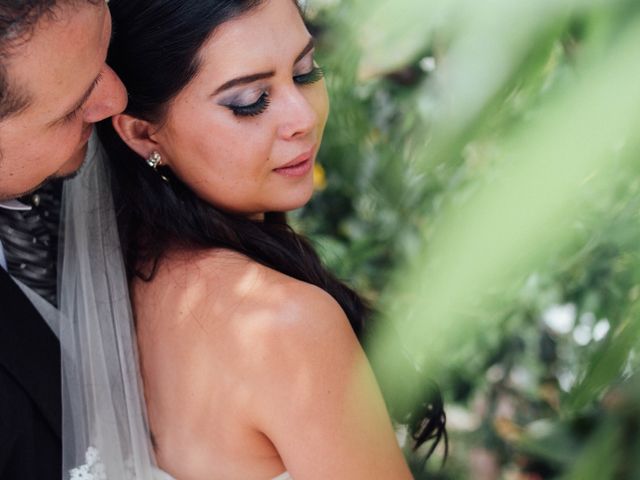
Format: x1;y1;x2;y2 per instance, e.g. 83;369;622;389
154;468;292;480
271;472;292;480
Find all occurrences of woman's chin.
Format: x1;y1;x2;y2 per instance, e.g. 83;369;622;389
277;187;315;213
202;182;315;218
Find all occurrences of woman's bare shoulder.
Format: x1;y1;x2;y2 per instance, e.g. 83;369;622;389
229;259;355;354
135;248;354;354
139;251;412;479
136;249;360;429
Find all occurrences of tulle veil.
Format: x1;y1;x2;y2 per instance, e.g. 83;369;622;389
54;136;165;479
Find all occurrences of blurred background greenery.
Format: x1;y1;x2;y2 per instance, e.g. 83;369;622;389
296;0;640;478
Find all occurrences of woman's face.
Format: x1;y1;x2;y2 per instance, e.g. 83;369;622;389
150;0;329;216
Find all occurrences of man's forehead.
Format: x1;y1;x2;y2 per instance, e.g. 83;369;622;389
1;0;99;50
2;1;108;115
7;1;105;56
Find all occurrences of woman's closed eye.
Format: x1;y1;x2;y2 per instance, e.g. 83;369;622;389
228;92;271;117
293;66;324;85
225;66;325;118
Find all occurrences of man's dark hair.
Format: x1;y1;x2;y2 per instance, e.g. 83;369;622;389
0;0;99;119
0;0;55;118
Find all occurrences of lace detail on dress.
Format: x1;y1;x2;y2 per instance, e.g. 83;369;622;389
69;447;107;480
68;447;174;480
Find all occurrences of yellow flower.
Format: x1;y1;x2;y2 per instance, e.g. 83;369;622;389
313;163;327;191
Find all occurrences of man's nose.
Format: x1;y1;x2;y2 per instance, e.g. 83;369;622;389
82;65;127;123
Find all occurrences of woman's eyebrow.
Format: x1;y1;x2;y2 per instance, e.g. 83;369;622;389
212;37;315;96
294;37;315;65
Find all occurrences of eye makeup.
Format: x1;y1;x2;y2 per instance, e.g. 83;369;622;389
222;65;325;118
228;92;271;117
293;66;324;86
220;83;271;117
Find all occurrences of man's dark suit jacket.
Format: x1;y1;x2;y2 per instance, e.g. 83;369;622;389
0;267;61;479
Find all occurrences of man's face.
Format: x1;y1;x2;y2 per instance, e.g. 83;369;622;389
0;1;127;201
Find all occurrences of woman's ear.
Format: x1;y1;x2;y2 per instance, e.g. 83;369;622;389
111;114;161;160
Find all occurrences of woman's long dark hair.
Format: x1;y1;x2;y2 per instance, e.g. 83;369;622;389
99;0;446;459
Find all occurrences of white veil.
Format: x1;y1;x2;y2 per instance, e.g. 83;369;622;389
57;136;165;479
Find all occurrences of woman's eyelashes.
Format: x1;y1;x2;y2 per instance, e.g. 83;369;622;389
293;66;324;85
225;66;325;118
229;92;271;117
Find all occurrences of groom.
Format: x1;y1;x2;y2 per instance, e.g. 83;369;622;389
0;1;126;478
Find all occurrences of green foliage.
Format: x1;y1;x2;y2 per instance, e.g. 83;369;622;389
300;0;640;477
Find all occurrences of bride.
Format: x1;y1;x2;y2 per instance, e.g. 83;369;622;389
60;0;445;478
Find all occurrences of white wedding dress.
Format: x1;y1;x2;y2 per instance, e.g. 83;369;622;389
155;470;292;480
67;445;291;480
271;472;293;480
155;468;292;480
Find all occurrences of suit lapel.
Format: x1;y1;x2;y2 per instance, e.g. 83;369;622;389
0;267;61;438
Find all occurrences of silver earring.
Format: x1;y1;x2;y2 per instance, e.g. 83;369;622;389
146;151;170;183
146;151;162;169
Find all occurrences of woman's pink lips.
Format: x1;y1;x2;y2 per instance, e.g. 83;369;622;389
274;147;316;177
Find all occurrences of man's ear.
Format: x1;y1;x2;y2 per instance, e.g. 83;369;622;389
111;114;162;161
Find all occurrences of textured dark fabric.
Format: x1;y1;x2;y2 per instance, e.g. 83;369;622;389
0;268;62;479
0;181;62;306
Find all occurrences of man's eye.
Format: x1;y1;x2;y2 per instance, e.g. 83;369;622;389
294;66;324;85
227;92;271;117
61;107;81;125
58;72;104;126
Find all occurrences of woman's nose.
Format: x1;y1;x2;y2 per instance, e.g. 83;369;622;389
277;87;317;140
